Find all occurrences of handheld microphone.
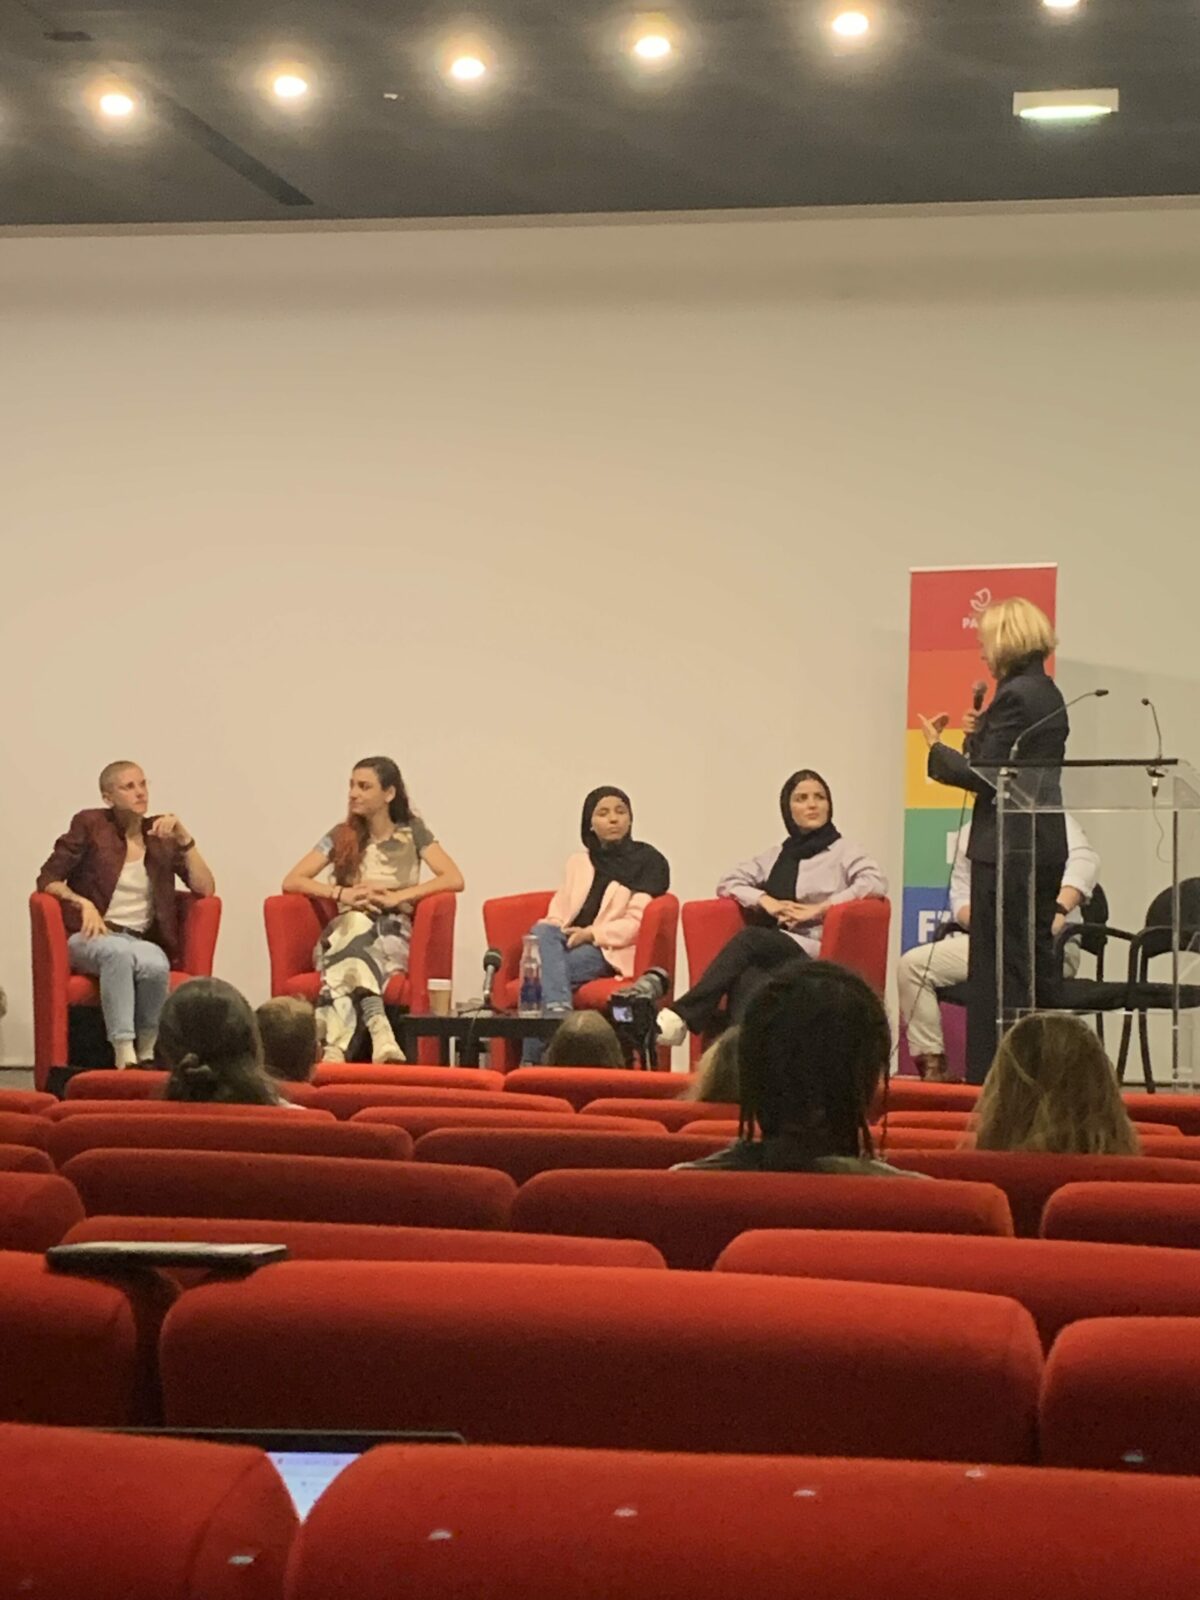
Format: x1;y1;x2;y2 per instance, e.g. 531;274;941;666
1142;697;1165;795
971;680;987;714
1008;688;1108;761
480;947;502;1012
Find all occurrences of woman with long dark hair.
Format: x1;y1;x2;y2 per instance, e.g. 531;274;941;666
674;961;918;1175
283;756;464;1062
656;770;886;1047
162;977;285;1106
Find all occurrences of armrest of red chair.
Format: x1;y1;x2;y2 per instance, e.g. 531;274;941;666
30;893;71;1079
177;894;221;976
483;892;554;1001
635;895;680;996
819;897;891;993
407;892;457;1014
681;897;745;985
264;894;325;994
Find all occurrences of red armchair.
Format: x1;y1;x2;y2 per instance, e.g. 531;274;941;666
29;891;222;1091
482;892;680;1069
681;895;892;1062
263;891;456;1065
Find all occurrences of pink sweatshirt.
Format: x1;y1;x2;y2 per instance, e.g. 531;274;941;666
545;852;650;979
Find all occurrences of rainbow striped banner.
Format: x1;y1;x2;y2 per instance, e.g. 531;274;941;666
903;564;1058;952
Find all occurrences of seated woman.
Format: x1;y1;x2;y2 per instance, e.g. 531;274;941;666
681;1027;741;1103
543;1010;626;1068
674;960;920;1175
162;978;288;1106
973;1013;1139;1156
657;770;886;1047
282;756;464;1064
524;786;669;1063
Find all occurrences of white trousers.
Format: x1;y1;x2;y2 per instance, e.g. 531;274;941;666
897;931;1080;1057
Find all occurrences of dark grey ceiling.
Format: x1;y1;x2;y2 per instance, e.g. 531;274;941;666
2;0;1198;227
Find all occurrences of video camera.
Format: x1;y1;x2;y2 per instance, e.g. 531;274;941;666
606;966;670;1069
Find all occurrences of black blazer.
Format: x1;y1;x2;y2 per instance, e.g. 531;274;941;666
927;657;1068;867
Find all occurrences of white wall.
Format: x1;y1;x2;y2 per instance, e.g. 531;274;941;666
3;203;1200;1064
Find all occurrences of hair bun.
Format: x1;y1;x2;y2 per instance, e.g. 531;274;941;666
180;1054;217;1086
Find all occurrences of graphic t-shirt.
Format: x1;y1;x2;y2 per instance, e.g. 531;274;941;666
314;817;436;891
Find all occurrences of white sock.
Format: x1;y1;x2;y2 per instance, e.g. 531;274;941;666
367;1015;406;1064
112;1039;137;1070
135;1030;158;1063
655;1008;688;1048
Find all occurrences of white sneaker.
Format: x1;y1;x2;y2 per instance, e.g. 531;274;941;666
135;1030;158;1064
368;1016;406;1065
113;1039;137;1070
655;1008;688;1048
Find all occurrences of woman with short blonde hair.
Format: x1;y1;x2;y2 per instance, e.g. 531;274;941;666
978;597;1057;679
974;1013;1139;1156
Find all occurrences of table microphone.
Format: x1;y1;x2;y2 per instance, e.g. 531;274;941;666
480;947;502;1012
1142;697;1165;795
1008;688;1109;761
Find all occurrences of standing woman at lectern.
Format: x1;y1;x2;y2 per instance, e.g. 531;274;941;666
920;597;1068;1085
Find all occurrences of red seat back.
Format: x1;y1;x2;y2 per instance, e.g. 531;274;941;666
0;1423;296;1600
1120;1092;1200;1136
414;1128;726;1184
1132;1135;1200;1161
45;1114;411;1167
1042;1180;1200;1249
512;1169;1014;1268
0;1145;55;1175
308;1085;574;1119
0;1090;56;1116
287;1444;1200;1600
886;1150;1200;1236
873;1081;981;1115
352;1107;653;1140
1041;1318;1200;1474
161;1259;1041;1461
503;1068;697;1108
46;1098;336;1121
312;1063;504;1090
0;1114;48;1149
715;1228;1200;1350
580;1098;739;1129
62;1148;516;1228
64;1214;667;1268
65;1070;168;1100
0;1172;85;1250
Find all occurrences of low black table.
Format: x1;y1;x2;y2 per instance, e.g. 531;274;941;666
396;1012;563;1068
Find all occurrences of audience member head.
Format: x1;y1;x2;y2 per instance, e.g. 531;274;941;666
332;755;411;884
543;1009;626;1068
255;996;320;1083
684;1027;742;1103
977;596;1057;679
737;960;890;1157
161;978;281;1106
974;1013;1138;1156
780;770;833;838
98;761;148;817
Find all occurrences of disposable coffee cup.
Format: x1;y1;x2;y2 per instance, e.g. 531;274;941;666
428;979;452;1017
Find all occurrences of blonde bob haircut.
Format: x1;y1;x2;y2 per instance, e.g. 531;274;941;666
978;597;1057;678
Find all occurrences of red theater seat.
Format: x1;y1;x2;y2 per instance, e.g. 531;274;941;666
44;1113;412;1168
0;1173;85;1250
512;1169;1014;1269
876;1127;971;1150
0;1145;55;1174
65;1069;167;1100
1121;1092;1200;1136
1131;1135;1200;1161
63;1148;516;1229
0;1252;164;1425
504;1068;698;1107
312;1063;504;1090
1041;1318;1200;1475
1042;1181;1200;1249
0;1113;48;1149
46;1098;336;1121
0;1423;296;1600
714;1229;1200;1349
308;1085;574;1119
414;1128;727;1184
352;1107;655;1140
0;1090;55;1116
885;1150;1200;1236
65;1215;667;1268
264;890;455;1065
875;1080;981;1115
161;1259;1040;1461
580;1097;739;1129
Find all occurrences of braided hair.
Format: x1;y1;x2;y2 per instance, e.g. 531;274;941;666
736;960;890;1161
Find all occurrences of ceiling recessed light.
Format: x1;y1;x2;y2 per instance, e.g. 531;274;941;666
632;33;673;60
831;10;870;38
1013;87;1118;122
97;90;136;118
272;73;309;100
448;54;488;82
1042;0;1082;10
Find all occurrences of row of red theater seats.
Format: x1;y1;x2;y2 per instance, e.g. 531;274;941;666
13;1142;1200;1251
4;1244;1200;1475
5;1424;1197;1600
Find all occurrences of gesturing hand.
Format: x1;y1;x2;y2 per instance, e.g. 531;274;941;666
918;712;949;749
151;813;190;844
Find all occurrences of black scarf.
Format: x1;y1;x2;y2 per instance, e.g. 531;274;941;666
763;769;841;902
575;786;670;928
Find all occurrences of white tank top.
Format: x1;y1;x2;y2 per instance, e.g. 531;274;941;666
106;858;152;933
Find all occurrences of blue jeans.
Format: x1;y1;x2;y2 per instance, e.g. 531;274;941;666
523;922;615;1063
67;931;170;1044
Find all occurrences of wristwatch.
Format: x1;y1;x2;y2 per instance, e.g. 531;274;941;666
1054;900;1070;917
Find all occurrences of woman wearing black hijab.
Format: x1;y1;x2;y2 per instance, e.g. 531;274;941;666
656;770;887;1047
522;787;670;1061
